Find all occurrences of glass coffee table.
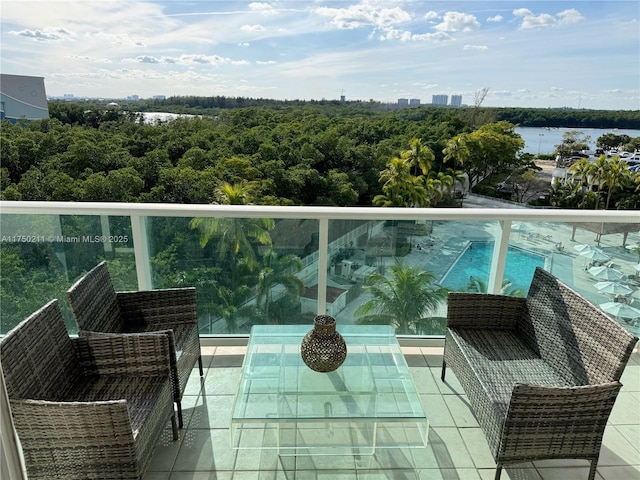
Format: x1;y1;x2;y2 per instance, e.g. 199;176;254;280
231;325;428;456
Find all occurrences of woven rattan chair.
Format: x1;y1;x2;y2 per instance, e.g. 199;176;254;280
441;267;638;480
1;299;178;480
67;261;203;428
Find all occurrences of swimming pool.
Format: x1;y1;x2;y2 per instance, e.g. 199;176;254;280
440;241;546;292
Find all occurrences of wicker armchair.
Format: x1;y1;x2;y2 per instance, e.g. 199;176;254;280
441;267;638;480
67;261;203;428
1;300;178;480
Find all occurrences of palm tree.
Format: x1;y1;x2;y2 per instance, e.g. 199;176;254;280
190;181;275;287
374;140;437;208
373;155;427;207
443;134;471;168
569;157;593;191
402;138;434;176
597;157;633;209
256;249;304;323
213;284;254;334
355;261;448;335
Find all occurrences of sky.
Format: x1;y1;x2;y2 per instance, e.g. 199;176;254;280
1;1;639;110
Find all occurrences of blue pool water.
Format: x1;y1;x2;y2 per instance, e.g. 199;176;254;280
441;241;545;292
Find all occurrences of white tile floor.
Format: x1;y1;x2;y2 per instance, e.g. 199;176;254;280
144;346;640;480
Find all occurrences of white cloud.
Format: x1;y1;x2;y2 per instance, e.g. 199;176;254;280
424;11;439;21
91;32;143;47
513;8;584;30
435;11;480;32
68;54;112;64
249;2;278;16
413;83;439;89
241;24;266;32
381;29;452;43
412;31;453;42
11;27;74;41
463;44;489;51
256;60;277;65
557;9;585;25
315;1;411;30
487;15;503;23
123;54;236;66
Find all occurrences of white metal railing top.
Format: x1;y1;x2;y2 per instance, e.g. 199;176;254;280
1;200;639;223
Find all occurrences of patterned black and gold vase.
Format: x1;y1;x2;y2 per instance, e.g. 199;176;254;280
300;315;347;372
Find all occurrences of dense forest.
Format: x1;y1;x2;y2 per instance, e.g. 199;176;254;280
1;103;477;205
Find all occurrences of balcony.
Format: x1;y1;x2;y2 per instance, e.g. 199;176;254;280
135;344;640;480
1;200;639;479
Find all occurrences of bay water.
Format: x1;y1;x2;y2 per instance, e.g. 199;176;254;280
515;126;640;155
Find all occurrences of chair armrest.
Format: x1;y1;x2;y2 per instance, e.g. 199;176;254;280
9;398;135;448
499;382;622;460
447;293;526;329
116;288;197;327
73;333;172;377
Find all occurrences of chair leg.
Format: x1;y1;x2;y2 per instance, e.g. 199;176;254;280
441;360;446;381
176;400;184;429
494;465;502;480
587;459;598;480
198;356;204;376
171;413;179;441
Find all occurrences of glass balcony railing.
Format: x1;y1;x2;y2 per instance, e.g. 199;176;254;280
1;201;639;339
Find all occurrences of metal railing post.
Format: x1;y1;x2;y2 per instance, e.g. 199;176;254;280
489;221;511;294
130;214;153;290
317;218;329;314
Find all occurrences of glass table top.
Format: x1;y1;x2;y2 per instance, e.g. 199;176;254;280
231;325;427;423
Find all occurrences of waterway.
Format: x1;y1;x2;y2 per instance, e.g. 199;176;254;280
515;126;640;155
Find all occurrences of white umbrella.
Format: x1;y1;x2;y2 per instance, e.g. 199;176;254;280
599;302;640;319
512;222;530;233
594;281;633;296
579;248;609;261
588;266;625;281
574;244;593;253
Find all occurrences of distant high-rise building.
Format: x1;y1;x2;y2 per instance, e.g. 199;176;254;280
409;98;420;106
127;95;139;101
398;98;409;106
450;95;462;107
152;95;166;100
432;94;448;105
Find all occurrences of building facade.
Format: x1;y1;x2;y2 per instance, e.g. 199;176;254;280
0;74;49;122
432;94;448;105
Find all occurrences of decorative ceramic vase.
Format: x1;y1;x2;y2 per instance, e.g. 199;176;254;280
300;315;347;372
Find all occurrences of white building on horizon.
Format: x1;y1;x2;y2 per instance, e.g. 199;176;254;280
450;95;463;107
432;94;448;106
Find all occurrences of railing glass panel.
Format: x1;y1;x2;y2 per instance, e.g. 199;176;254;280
0;213;135;333
1;203;638;338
